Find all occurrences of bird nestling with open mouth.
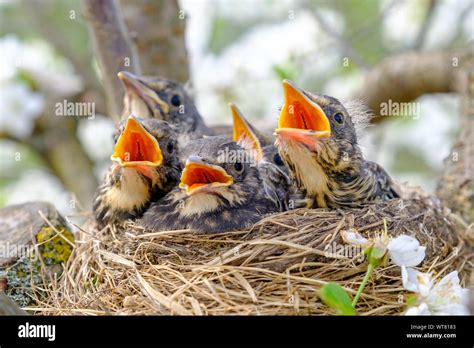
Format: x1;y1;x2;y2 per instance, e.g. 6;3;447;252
230;102;289;175
117;71;212;140
138;119;292;233
231;102;311;210
275;80;399;209
93;115;181;227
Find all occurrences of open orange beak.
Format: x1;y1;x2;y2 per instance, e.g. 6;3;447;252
275;80;331;149
118;71;169;114
111;116;163;168
179;156;234;195
230;103;263;162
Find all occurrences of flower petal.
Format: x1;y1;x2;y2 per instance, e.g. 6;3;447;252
401;266;420;293
405;303;431;315
341;230;368;245
426;271;470;314
387;235;426;267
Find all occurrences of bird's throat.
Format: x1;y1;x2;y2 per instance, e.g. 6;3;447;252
104;168;151;211
279;141;330;208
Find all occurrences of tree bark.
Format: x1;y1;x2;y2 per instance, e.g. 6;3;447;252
82;0;141;123
0;202;73;309
0;293;27;315
119;0;189;82
0;202;68;267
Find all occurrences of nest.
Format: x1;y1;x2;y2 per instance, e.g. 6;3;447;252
28;198;473;316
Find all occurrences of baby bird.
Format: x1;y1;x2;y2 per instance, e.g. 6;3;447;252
93;116;181;226
118;71;212;138
275;80;399;209
229;103;296;210
138;134;291;233
231;103;305;210
229;102;288;173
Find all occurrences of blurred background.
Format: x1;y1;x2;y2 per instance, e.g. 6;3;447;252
0;0;472;219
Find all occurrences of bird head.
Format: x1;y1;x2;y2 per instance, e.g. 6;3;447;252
275;80;362;175
177;136;261;212
93;116;180;226
111;115;180;187
118;71;204;134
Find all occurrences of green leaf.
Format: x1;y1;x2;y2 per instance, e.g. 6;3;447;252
319;283;356;316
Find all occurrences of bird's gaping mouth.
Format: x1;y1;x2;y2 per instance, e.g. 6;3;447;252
118;71;170;114
179;156;234;195
275;80;331;148
111;116;163;168
230;102;263;161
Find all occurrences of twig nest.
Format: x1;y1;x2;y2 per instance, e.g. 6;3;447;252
30;198;472;315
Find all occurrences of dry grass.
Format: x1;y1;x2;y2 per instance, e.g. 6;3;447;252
27;198;473;316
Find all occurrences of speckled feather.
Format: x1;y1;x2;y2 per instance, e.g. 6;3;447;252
139;136;292;233
276;93;399;209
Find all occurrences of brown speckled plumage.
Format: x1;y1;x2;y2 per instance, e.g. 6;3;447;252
118;71;212;138
139;136;292;233
276;82;399;209
93;118;181;227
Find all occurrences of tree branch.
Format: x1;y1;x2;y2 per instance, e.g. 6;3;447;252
119;0;189;82
436;59;474;223
355;48;474;121
1;99;99;208
82;0;141;122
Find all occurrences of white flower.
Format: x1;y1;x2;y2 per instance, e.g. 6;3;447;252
0;81;44;138
0;35;83;95
387;235;426;267
402;266;434;296
402;266;470;316
341;229;426;267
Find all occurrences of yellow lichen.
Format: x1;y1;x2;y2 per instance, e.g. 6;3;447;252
36;226;75;264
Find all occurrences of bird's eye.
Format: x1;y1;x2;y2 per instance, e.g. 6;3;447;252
234;162;243;173
166;142;174;153
171;95;181;107
273;153;284;166
334;112;344;124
